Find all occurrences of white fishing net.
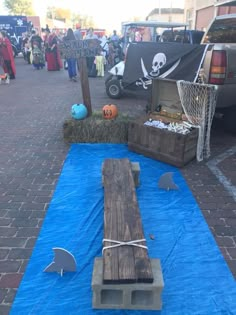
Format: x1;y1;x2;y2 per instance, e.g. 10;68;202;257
177;80;218;162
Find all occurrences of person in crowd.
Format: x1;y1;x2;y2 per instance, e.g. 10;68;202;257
85;27;98;39
0;30;16;79
63;28;77;82
74;24;82;40
85;28;98;75
30;29;45;69
94;47;106;77
44;28;62;71
110;30;119;41
22;32;31;64
99;34;109;65
107;41;116;68
139;27;152;41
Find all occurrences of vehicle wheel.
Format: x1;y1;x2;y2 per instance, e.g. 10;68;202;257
223;107;236;134
105;74;113;85
106;79;122;99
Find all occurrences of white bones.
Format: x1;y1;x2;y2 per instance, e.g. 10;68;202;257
150;53;167;77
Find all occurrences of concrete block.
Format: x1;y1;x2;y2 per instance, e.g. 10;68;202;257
92;257;164;310
131;162;140;187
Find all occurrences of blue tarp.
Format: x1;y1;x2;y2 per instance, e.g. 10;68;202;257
10;144;236;315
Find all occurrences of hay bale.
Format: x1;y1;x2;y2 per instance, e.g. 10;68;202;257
63;112;132;143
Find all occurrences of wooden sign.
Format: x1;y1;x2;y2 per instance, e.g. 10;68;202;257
59;39;101;117
59;39;101;59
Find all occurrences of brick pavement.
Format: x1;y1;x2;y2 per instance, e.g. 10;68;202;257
0;57;235;314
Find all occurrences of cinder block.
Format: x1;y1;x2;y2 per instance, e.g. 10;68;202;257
92;257;164;310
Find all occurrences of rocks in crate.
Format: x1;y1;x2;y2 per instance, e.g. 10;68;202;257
144;119;168;129
144;119;194;135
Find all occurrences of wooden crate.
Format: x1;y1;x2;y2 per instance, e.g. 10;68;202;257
128;116;198;167
128;79;198;167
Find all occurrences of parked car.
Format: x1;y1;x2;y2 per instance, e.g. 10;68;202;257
201;14;236;133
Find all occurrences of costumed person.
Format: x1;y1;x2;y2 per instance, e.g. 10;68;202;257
110;30;119;42
63;28;77;82
95;49;106;77
44;28;62;71
22;32;31;64
0;30;16;79
30;30;45;69
85;27;98;39
85;27;98;76
74;24;82;40
107;41;116;68
99;35;109;67
140;27;152;42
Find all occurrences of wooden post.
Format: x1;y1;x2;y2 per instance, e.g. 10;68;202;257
59;39;101;118
78;57;92;116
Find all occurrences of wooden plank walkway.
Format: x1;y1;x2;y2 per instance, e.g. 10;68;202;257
102;158;153;284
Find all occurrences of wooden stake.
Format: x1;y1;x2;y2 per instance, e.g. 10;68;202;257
78;57;92;117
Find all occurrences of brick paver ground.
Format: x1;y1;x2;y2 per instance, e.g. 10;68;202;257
0;57;235;314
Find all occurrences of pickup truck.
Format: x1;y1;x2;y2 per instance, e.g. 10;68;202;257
201;14;236;133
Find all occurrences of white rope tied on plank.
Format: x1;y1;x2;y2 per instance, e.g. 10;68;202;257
102;238;148;254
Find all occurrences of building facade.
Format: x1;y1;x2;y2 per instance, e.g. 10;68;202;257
147;8;185;23
185;0;236;30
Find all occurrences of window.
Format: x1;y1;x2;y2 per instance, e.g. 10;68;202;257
203;18;236;43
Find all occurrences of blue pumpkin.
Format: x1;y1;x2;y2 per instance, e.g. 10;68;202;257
71;104;88;120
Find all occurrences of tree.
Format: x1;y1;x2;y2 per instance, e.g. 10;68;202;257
54;8;71;21
71;13;95;29
46;6;71;21
4;0;34;15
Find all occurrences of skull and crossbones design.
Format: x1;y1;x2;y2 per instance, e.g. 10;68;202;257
136;53;167;89
150;53;167;77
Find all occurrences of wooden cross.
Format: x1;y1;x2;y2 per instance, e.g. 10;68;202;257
59;39;101;116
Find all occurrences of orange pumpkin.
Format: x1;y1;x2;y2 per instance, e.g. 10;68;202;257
102;104;118;119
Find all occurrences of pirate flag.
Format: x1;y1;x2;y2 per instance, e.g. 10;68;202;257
122;42;208;89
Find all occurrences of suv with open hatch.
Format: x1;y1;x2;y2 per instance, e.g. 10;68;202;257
201;13;236;133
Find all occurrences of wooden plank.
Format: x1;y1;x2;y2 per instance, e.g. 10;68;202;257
78;57;92;116
102;158;153;284
103;197;119;283
116;160;136;283
103;160;119;283
123;160;153;283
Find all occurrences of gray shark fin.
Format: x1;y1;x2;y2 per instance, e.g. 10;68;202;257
158;172;179;190
44;247;76;275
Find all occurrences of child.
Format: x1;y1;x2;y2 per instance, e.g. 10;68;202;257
32;44;45;70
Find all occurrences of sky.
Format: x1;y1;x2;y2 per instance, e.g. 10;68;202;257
33;0;185;32
1;0;185;33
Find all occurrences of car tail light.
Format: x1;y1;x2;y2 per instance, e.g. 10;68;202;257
209;50;227;85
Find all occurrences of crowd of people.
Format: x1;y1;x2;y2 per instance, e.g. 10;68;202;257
0;25;124;83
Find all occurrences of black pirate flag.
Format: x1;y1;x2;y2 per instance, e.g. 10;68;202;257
122;42;208;89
